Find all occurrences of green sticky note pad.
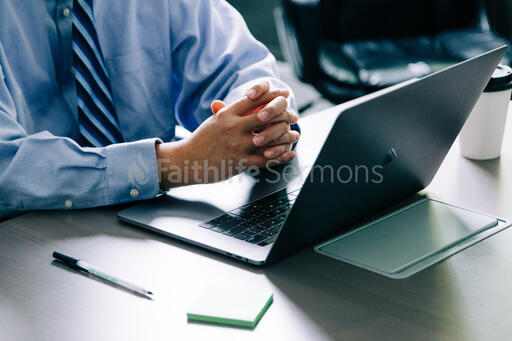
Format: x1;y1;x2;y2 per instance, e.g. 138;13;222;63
187;286;273;328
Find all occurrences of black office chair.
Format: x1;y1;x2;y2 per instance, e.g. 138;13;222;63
275;0;512;103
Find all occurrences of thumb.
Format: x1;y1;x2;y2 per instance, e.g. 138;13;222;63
211;100;227;115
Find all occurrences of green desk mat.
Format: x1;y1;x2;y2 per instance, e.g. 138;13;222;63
315;198;511;279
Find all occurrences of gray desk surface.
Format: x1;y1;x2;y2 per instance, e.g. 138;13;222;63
1;105;512;341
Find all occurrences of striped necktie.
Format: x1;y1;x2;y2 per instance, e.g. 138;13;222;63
72;0;123;147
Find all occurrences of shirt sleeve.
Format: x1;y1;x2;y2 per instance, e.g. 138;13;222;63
169;0;298;131
0;65;161;215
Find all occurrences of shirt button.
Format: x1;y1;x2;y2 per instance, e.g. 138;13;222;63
64;200;73;208
62;8;71;17
130;189;140;198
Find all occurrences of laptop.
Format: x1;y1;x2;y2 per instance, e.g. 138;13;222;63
118;47;506;266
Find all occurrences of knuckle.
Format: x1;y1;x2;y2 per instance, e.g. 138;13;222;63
285;133;295;143
276;96;286;106
275;156;285;165
223;119;238;132
277;134;288;143
274;99;287;111
280;122;290;131
265;105;276;115
280;152;293;163
273;136;284;145
273;89;285;97
272;145;284;154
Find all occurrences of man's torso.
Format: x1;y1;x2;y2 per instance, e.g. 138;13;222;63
0;0;177;142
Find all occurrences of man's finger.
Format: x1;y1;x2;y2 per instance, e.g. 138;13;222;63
245;104;266;116
267;130;300;146
257;96;288;122
252;122;290;147
212;100;264;116
245;154;268;169
211;100;226;115
228;88;289;117
263;143;293;159
245;80;270;100
269;150;296;165
263;150;296;168
267;110;298;125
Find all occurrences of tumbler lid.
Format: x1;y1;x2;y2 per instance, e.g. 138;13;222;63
485;64;512;92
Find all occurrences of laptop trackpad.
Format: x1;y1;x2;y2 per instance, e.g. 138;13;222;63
315;199;508;279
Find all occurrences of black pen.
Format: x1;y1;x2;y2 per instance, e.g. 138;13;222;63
53;251;153;297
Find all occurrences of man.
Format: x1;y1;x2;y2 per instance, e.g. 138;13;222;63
0;0;300;215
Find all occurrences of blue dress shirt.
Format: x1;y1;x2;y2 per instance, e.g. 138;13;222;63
0;0;297;215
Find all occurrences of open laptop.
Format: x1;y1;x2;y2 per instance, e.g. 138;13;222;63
118;47;506;266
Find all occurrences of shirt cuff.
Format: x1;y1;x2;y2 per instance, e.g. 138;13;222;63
105;138;162;204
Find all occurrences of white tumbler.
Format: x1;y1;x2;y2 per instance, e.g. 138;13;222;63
460;64;512;160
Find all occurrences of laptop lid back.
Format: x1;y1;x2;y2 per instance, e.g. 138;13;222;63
266;47;506;264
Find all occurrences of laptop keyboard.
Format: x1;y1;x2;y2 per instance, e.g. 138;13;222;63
199;188;299;246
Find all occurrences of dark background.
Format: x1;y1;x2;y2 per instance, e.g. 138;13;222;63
228;0;283;60
228;0;512;63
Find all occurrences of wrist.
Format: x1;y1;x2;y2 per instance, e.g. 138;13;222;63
155;140;191;189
